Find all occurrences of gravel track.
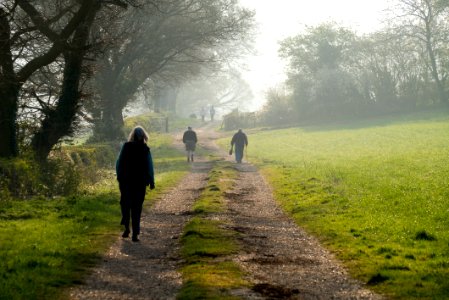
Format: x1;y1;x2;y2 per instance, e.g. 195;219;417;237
69;124;383;299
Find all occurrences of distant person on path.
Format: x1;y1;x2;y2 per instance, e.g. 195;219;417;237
230;129;248;163
210;105;215;121
183;126;198;162
116;126;155;242
200;107;206;122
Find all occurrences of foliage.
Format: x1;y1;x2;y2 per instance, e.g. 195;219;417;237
123;112;169;134
0;0;130;158
175;68;254;118
0;141;120;200
90;0;255;141
276;10;449;125
222;109;257;131
0;158;42;199
259;87;295;126
240;111;449;298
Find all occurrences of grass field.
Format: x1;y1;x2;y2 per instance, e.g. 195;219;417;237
239;113;449;298
0;133;189;300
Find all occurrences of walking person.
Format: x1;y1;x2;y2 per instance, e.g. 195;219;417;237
116;126;155;242
200;107;206;122
210;105;215;121
230;129;248;163
183;126;198;162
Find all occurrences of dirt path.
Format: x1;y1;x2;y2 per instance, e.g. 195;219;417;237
70;124;382;299
69;159;213;300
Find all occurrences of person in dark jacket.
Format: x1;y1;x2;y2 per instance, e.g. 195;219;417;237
116;126;155;242
230;129;248;163
182;126;198;162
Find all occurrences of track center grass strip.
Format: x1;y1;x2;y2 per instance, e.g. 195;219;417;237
177;162;248;300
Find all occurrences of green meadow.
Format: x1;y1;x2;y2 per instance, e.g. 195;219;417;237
242;114;449;298
0;133;189;300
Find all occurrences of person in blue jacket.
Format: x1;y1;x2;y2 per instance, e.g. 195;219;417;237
116;126;155;242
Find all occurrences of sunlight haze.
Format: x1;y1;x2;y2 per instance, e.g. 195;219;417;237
240;0;391;110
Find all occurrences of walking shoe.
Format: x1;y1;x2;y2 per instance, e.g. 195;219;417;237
122;229;130;238
132;235;140;242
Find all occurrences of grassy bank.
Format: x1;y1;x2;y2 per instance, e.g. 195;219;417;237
0;133;189;300
229;114;449;298
178;162;248;299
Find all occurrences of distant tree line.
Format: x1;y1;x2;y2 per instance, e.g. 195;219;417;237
0;0;254;160
261;0;449;125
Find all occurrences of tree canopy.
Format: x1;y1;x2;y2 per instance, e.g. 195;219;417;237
0;0;255;159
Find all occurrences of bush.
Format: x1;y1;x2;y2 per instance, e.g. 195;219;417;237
62;143;118;185
0;158;43;199
124;112;168;133
39;158;81;196
259;88;295;126
66;143;117;168
222;109;257;131
0;143;118;200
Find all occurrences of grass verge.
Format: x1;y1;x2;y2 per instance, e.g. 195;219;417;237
178;161;248;300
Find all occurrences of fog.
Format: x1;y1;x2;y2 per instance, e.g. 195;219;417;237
239;0;391;110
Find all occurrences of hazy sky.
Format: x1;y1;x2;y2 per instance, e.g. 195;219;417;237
239;0;392;110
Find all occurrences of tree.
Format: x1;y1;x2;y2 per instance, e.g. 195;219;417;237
175;68;254;118
29;2;102;160
89;0;254;141
260;86;293;126
0;0;100;157
392;0;449;104
279;23;360;120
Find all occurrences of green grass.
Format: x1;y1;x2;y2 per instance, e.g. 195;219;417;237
228;114;449;299
0;192;120;300
178;162;248;300
0;133;189;300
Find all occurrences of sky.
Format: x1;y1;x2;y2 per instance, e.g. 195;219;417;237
238;0;392;110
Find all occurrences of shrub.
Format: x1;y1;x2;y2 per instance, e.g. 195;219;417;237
39;158;81;196
0;158;43;199
0;143;118;200
62;143;118;185
222;109;257;131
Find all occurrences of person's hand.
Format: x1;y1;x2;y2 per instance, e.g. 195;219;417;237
150;184;155;190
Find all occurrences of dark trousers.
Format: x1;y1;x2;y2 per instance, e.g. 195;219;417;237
235;145;244;163
119;183;146;236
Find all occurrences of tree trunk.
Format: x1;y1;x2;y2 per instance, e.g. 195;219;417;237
92;85;127;141
31;3;100;160
0;85;19;157
0;8;19;157
102;97;126;140
31;52;83;160
424;9;447;104
426;39;447;103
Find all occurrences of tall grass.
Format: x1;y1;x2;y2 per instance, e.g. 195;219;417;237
244;116;449;298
